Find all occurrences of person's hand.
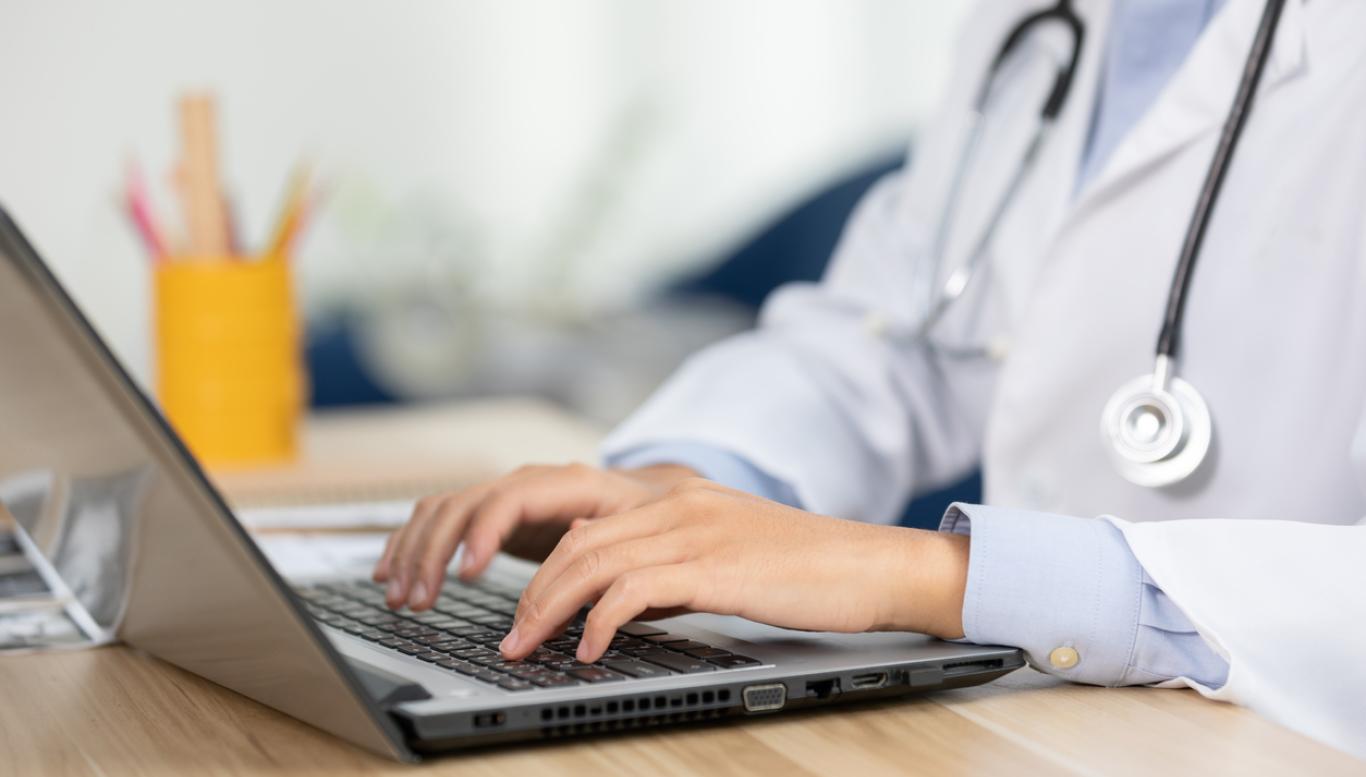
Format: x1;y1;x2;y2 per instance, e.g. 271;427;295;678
373;462;697;610
498;478;969;663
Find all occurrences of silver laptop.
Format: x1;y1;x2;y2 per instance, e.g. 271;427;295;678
0;206;1022;761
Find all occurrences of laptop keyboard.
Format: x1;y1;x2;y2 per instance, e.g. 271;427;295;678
295;578;761;692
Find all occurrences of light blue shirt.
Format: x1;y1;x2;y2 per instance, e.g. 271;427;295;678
610;1;1231;687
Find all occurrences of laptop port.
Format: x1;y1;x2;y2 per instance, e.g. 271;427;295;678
849;672;888;689
805;678;840;699
473;711;506;728
742;683;787;713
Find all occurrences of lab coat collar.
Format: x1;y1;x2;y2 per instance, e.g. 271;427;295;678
1070;0;1309;211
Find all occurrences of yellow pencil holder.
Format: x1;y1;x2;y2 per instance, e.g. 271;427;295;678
154;255;305;467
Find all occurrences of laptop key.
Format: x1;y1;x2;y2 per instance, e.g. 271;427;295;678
498;679;535;691
568;667;625;683
643;633;689;644
447;646;491;659
683;647;734;660
638;652;715;674
708;654;762;668
616;622;667;638
426;618;467;629
526;648;567;664
377;637;409;649
442;625;490;638
396;644;429;656
662;640;710;652
416;652;445;663
602;660;673;679
473;616;514;629
530;675;579;688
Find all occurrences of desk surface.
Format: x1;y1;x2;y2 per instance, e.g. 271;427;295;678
6;647;1360;776
7;400;1360;775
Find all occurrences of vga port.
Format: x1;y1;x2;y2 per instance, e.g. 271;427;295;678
742;683;787;712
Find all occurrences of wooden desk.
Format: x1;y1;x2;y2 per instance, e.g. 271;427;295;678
4;400;1359;775
5;649;1359;776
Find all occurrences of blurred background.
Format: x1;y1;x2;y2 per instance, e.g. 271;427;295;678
0;0;968;426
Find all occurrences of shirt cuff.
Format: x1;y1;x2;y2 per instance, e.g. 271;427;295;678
606;441;802;507
940;503;1227;688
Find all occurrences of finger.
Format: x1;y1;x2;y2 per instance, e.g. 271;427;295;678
501;535;686;659
371;529;402;582
516;504;675;615
454;490;526;583
575;564;697;663
376;496;441;606
385;495;450;608
457;465;611;581
405;490;488;610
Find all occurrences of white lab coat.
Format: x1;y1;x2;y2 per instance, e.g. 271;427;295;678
604;0;1366;759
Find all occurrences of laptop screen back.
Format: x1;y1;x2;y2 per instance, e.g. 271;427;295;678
0;209;410;760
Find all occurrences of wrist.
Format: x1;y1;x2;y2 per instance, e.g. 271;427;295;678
877;527;968;639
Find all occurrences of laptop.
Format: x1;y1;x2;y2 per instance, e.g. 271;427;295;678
0;206;1022;761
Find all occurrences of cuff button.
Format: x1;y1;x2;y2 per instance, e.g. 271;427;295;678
1048;646;1080;670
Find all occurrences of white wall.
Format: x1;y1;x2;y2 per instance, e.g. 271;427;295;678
0;0;969;385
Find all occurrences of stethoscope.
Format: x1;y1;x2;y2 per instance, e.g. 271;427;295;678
877;0;1287;488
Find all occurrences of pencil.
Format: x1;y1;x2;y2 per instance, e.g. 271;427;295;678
124;160;168;260
178;93;231;256
266;164;311;258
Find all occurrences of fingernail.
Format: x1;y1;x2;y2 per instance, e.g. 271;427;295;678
575;640;592;663
386;579;402;605
459;550;477;576
499;627;520;655
409;580;428;607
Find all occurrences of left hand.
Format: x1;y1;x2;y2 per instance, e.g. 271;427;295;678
498;478;970;662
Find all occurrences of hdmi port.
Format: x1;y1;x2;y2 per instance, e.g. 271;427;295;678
849;672;888;689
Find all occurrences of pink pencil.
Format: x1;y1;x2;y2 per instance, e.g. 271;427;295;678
124;160;168;261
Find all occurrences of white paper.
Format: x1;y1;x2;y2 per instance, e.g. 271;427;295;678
236;500;415;531
252;532;392;582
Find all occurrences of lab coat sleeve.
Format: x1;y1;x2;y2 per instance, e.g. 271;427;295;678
1107;516;1366;759
601;170;992;524
939;504;1229;689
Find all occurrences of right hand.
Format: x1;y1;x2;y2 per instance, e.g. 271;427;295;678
372;462;698;611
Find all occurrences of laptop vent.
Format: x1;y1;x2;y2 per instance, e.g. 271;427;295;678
540;707;730;739
537;688;733;736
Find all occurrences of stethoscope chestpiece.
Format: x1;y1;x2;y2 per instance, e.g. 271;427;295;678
1100;357;1212;487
